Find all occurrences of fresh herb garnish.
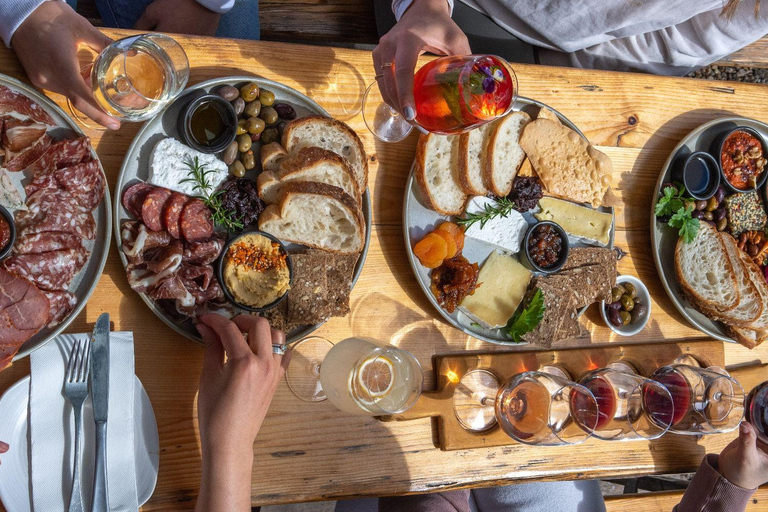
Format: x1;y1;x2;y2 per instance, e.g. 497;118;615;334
654;182;686;217
654;182;700;243
470;322;482;328
669;205;700;243
503;288;545;343
182;157;243;233
457;197;517;230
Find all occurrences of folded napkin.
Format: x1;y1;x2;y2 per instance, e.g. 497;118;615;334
29;332;139;512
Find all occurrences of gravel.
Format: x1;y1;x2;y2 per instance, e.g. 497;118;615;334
688;65;768;83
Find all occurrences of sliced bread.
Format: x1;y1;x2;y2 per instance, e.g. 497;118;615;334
708;233;763;326
728;249;768;348
484;111;531;197
414;132;467;216
258;181;364;254
457;120;496;195
258;147;360;205
675;222;739;314
260;142;288;173
281;116;368;191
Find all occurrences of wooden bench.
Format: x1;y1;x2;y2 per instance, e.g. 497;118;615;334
605;486;768;511
715;35;768;68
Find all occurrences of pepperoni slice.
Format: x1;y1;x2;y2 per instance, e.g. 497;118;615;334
180;199;213;242
162;192;189;239
141;187;173;232
122;182;155;220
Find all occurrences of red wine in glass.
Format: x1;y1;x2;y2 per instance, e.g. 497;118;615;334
746;381;768;444
645;371;692;427
578;377;617;431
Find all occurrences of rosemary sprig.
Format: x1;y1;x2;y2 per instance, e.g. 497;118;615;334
182;158;243;233
456;197;517;230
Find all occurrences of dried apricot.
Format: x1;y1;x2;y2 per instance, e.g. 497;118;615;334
413;233;448;268
437;222;465;252
433;230;458;259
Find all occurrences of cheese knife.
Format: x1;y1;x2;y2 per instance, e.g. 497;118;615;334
90;313;110;512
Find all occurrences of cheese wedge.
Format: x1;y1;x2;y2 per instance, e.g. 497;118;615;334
534;196;612;246
463;196;528;254
459;251;532;329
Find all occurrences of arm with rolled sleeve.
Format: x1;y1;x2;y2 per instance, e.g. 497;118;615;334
0;0;48;47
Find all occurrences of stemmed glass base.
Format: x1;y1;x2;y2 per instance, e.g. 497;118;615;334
362;82;413;143
453;370;500;432
285;337;334;402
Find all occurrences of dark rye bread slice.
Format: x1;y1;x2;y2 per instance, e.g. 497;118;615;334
521;281;582;348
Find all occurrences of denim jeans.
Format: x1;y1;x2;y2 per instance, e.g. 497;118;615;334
66;0;260;40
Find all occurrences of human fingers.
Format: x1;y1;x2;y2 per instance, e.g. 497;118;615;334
0;441;8;453
372;42;399;113
233;315;272;358
280;346;292;376
394;46;420;121
444;28;471;56
200;313;250;359
197;323;224;377
77;23;113;53
270;327;286;366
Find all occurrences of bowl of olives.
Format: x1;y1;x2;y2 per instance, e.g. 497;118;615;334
600;275;651;336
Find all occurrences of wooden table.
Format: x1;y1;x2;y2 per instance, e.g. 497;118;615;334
1;30;768;510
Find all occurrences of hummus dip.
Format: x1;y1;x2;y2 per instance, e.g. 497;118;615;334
224;233;290;308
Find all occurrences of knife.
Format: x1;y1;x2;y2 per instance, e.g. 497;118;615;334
90;313;110;512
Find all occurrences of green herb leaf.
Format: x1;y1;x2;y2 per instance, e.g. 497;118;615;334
457;197;517;230
183;157;243;233
669;205;700;243
470;322;482;328
503;288;545;343
654;183;686;218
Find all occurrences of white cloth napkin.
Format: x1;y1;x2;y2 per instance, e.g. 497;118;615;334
29;332;139;512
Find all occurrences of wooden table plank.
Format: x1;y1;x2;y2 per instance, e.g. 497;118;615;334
1;31;768;510
605;486;768;511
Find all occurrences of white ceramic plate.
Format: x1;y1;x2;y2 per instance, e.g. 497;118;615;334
0;376;159;511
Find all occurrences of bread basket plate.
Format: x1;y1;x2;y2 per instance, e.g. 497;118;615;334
2;73;112;362
651;116;768;344
114;76;371;345
403;97;614;346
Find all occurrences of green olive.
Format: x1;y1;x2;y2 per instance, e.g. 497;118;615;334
236;133;252;153
261;127;279;145
222;141;238;165
611;286;623;303
229;160;246;178
258;89;275;107
620;294;635;311
619;311;632;326
244;100;261;118
236;119;248;135
247;116;266;134
623;282;637;298
240;83;260;102
706;196;719;212
615;284;626;297
241;150;256;170
259;106;278;125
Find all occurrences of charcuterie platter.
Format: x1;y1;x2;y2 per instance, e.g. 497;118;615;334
115;76;370;344
0;73;111;366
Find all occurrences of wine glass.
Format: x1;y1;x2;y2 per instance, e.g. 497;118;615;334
745;380;768;444
577;363;673;441
649;364;745;435
68;33;189;127
285;337;423;416
363;54;518;143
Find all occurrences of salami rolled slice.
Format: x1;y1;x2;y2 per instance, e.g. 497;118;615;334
141;187;173;232
122;182;155;220
162;192;188;239
180;199;213;242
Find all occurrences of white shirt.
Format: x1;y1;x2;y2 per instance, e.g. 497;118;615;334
0;0;235;47
392;0;768;75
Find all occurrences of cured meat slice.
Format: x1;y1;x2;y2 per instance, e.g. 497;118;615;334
121;221;171;263
0;269;50;371
30;137;92;179
162;192;188;239
0;85;56;126
14;232;84;255
24;174;57;197
143;240;184;274
141;187;173;232
184;236;224;265
122;182;154;220
179;199;213;242
16;189;96;240
3;247;88;291
44;290;77;327
147;275;195;307
2;119;48;152
4;134;51;172
54;160;105;210
179;263;213;290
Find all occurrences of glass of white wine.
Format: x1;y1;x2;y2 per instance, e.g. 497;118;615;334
69;33;189;125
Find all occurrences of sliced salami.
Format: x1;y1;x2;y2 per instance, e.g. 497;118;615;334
44;290;78;327
162;192;188;239
14;232;84;255
3;247;88;291
179;199;213;242
54;160;105;210
16;189;96;240
24;174;57;197
122;182;155;220
141;187;173;232
0;84;56;126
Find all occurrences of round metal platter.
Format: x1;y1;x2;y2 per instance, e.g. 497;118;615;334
114;76;371;344
1;74;112;361
650;116;768;343
403;97;615;346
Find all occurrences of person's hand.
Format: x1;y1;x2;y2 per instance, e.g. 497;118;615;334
0;441;7;466
135;0;221;37
373;0;470;120
11;2;119;130
195;313;289;512
718;422;768;489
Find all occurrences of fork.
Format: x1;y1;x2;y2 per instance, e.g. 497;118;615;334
63;339;91;512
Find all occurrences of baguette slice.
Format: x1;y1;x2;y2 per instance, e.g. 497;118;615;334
711;233;762;326
281;116;367;191
260;142;289;173
727;249;768;348
414;132;467;216
258;181;364;254
258;147;360;205
676;222;739;313
484;111;531;197
457;121;496;195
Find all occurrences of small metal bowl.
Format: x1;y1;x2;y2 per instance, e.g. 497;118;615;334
178;93;238;154
711;125;768;194
0;204;16;260
682;151;720;200
521;221;569;274
216;230;293;313
600;275;651;337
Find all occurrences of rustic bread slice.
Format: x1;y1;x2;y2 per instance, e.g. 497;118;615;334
675;222;739;314
457;121;496;195
258;181;364;254
281;116;367;191
260;142;289;173
714;233;763;326
484;111;531;197
258;147;360;205
414;132;467;215
727;248;768;348
537;106;561;123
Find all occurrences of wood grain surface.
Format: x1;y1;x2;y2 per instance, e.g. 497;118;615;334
1;30;768;510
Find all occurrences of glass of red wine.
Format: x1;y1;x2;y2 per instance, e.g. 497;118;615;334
746;380;768;444
577;363;673;441
649;364;745;435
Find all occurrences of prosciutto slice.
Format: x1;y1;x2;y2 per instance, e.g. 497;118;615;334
4;133;51;172
0;85;56;126
2;119;48;152
0;268;50;372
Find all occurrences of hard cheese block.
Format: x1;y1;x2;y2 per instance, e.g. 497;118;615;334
534;196;612;246
463;196;528;253
459;251;532;329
